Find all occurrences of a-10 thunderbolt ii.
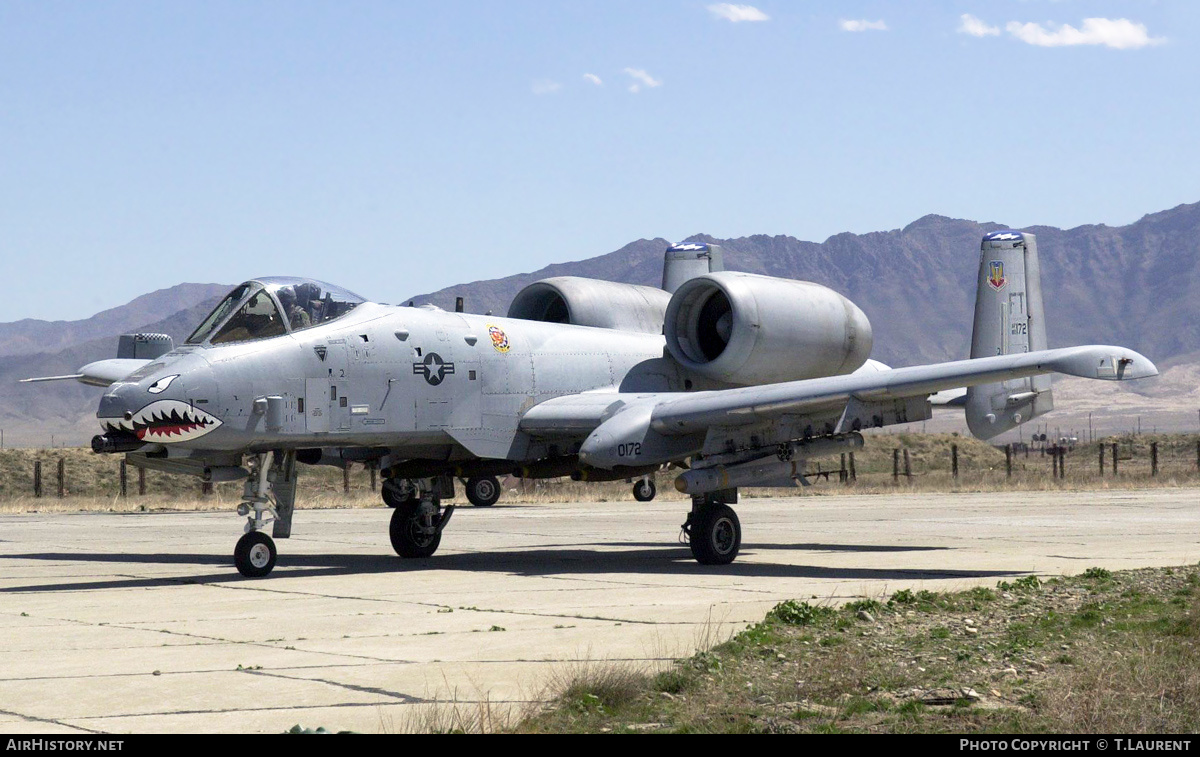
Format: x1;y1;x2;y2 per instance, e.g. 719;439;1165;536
24;231;1157;577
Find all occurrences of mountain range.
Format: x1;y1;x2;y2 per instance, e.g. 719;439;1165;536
3;201;1197;446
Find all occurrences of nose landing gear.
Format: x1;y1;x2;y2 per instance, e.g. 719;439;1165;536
464;475;501;507
232;451;293;578
234;530;277;578
633;477;657;502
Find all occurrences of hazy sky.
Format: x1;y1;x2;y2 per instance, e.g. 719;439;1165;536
1;1;1195;322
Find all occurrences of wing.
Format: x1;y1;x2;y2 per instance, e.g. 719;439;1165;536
520;345;1157;470
21;359;151;388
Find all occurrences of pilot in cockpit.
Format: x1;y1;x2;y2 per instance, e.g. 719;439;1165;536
295;282;324;324
277;287;312;330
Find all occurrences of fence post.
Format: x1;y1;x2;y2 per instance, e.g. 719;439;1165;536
120;460;128;498
839;453;847;484
1059;448;1066;479
1112;443;1119;476
893;449;899;483
343;465;351;494
1006;444;1013;478
138;466;146;496
370;463;377;492
57;457;65;498
201;480;213;496
33;460;42;498
951;444;959;479
1151;442;1159;477
1099;444;1105;476
848;452;857;482
903;449;912;481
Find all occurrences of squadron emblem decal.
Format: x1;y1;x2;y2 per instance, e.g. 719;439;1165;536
413;353;456;386
987;261;1007;291
488;325;511;353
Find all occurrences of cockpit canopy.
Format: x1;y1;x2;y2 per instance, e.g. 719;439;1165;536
186;278;366;346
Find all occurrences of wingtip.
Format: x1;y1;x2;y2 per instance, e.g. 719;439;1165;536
1115;349;1158;381
1052;346;1159;382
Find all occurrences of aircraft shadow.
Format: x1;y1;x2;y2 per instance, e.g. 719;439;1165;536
0;542;1022;594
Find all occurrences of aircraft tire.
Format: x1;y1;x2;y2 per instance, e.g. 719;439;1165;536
390;502;442;559
688;504;741;566
633;479;657;502
465;476;501;507
381;478;412;508
234;531;277;578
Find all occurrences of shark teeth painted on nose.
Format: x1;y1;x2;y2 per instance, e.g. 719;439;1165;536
100;400;222;443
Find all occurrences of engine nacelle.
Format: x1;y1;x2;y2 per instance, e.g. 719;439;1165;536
508;277;671;335
664;272;873;386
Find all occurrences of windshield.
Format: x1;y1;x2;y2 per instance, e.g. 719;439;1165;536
186;278;367;345
186;284;253;344
211;289;288;344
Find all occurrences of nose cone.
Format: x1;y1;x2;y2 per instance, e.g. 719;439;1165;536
97;356;223;444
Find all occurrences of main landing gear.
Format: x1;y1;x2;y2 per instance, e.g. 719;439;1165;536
681;490;741;565
387;478;455;559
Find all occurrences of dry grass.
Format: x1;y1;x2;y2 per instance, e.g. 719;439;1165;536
387;696;519;735
1;433;1197;513
514;566;1200;733
1040;605;1200;733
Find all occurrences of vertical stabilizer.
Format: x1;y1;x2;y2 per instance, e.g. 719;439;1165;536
663;243;725;293
966;231;1053;439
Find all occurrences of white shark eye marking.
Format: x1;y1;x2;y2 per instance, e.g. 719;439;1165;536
100;399;223;444
148;375;180;395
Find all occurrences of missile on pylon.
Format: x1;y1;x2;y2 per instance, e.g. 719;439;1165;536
674;434;865;495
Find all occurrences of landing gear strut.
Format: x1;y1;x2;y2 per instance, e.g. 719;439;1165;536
682;490;741;565
390;478;455;558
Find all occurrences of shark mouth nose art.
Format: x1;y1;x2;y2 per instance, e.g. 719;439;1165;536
101;400;222;443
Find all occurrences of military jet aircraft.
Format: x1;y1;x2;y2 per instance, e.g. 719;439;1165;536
23;232;1157;577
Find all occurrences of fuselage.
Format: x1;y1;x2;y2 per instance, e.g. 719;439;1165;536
98;302;684;462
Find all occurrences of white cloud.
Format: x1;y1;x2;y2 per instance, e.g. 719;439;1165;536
958;13;1000;38
532;80;562;95
840;19;887;33
583;73;603;86
1005;17;1164;50
707;3;769;23
623;68;662;94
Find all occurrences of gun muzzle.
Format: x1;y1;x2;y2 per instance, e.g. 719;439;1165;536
91;433;145;454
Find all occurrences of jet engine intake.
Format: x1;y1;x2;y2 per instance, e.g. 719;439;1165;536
508;277;672;335
664;272;873;386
